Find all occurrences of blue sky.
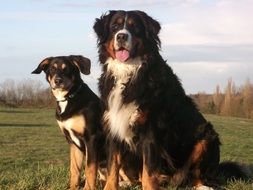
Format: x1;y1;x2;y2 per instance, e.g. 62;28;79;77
0;0;252;94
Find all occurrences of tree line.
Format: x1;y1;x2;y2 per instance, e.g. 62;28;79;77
0;78;252;119
191;78;253;119
0;79;53;107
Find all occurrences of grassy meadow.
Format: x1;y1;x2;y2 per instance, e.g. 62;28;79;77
0;106;252;190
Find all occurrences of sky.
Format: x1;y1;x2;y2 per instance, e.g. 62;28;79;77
0;0;252;94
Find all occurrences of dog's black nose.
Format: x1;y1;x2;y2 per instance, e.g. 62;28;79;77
54;78;63;85
117;33;128;43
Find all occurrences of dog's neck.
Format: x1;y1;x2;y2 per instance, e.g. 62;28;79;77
52;89;68;102
53;83;83;114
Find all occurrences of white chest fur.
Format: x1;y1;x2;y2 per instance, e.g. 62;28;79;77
106;57;141;79
104;57;142;147
58;101;68;114
57;115;86;148
53;89;68;114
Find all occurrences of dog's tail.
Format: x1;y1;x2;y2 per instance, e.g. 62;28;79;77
218;161;251;180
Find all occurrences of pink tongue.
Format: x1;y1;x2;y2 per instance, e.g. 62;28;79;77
115;50;130;62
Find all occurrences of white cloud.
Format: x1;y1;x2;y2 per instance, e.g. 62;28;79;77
161;44;253;63
0;11;88;21
61;0;200;8
169;61;253;93
160;0;253;46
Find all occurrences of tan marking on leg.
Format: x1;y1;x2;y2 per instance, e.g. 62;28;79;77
83;142;98;190
191;140;207;164
104;152;121;190
190;140;208;187
190;140;208;186
84;162;97;190
70;144;84;190
142;153;159;190
171;140;208;186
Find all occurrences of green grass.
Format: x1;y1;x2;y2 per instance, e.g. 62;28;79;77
0;107;252;189
0;107;69;190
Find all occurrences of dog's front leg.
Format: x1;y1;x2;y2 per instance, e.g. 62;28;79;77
84;134;99;190
142;137;159;190
104;140;121;190
70;144;84;190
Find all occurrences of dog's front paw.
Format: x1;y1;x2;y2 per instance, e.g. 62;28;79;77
83;182;96;190
170;169;186;186
119;180;132;188
83;184;94;190
194;185;214;190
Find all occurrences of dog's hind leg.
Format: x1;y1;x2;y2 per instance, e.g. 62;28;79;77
183;139;219;189
70;144;85;190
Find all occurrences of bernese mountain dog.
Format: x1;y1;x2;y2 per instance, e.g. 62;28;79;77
93;10;249;190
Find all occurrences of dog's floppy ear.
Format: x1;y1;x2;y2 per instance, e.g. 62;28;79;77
69;55;91;75
136;11;161;47
93;11;116;44
31;57;52;74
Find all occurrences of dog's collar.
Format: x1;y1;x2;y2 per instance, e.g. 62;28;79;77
57;83;83;102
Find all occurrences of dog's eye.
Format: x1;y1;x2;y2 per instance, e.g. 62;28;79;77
112;24;119;32
132;24;143;36
135;27;141;34
61;69;67;75
50;67;56;72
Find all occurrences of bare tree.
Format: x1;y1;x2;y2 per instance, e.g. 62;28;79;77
213;85;223;114
0;79;53;107
221;78;233;116
0;79;18;105
242;78;253;118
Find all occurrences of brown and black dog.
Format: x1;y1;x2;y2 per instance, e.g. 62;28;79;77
32;55;105;190
93;10;250;190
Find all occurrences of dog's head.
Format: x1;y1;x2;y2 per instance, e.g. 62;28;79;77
32;55;90;91
93;10;161;63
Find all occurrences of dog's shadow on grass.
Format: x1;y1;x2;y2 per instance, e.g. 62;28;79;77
0;123;50;127
247;164;253;179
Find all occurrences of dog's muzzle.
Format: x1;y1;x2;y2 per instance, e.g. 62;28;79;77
114;29;132;62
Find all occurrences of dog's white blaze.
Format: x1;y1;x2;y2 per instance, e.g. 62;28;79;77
114;28;132;51
114;14;131;51
105;57;141;146
57;115;86;148
123;14;128;29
